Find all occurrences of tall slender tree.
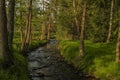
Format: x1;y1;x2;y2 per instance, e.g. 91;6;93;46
106;0;114;43
0;0;13;67
115;0;120;63
21;0;32;52
116;21;120;63
7;0;15;50
79;0;87;57
25;0;32;46
0;0;8;59
47;0;53;40
40;0;47;40
72;0;79;40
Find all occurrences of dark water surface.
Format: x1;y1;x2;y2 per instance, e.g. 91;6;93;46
28;40;90;80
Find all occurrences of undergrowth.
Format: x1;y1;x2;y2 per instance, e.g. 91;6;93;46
0;52;29;80
59;40;120;80
0;40;47;80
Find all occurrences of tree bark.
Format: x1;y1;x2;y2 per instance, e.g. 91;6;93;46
40;22;47;40
26;1;32;46
19;1;23;44
47;22;51;40
73;0;79;40
20;12;23;44
106;0;114;43
116;22;120;63
0;0;8;59
7;0;15;51
21;0;32;52
0;0;13;67
79;1;87;57
47;0;53;40
40;0;47;40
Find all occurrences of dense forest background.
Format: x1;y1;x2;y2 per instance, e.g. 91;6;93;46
0;0;120;80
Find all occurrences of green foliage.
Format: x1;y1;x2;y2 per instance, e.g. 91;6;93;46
59;40;120;80
59;40;79;63
29;40;47;50
85;1;110;42
56;24;72;40
4;32;46;80
0;52;29;80
9;52;29;80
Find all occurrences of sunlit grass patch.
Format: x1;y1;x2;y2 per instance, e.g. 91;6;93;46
59;40;120;80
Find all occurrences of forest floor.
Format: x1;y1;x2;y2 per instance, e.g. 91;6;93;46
27;40;91;80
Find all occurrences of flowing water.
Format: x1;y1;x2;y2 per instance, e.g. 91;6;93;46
28;40;90;80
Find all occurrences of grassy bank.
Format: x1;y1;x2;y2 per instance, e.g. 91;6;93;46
0;52;29;80
0;40;47;80
59;40;120;80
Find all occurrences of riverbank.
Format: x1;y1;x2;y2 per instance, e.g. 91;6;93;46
0;40;47;80
59;40;120;80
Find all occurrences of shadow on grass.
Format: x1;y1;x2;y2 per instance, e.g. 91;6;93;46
59;40;120;79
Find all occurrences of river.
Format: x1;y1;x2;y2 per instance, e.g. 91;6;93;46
28;40;92;80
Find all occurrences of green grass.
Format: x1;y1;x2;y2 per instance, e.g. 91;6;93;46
29;40;47;50
0;52;29;80
59;40;120;80
0;36;47;80
13;37;47;52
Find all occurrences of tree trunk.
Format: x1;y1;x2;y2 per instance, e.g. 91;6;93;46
47;22;51;40
116;22;120;63
0;0;8;59
40;0;47;40
106;0;114;43
40;22;47;40
26;2;32;46
19;1;23;44
79;1;87;57
21;0;32;52
7;0;15;51
73;0;79;40
20;12;23;44
0;0;13;67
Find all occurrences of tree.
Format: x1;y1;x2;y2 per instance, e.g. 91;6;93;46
116;23;120;63
79;0;87;57
0;0;13;66
7;0;15;51
106;0;114;43
0;0;8;59
72;0;79;40
41;22;47;40
40;0;47;40
116;0;120;63
85;0;110;42
55;0;76;40
47;0;54;40
40;0;44;40
21;0;33;52
15;0;28;45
